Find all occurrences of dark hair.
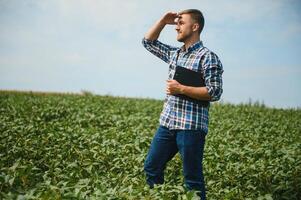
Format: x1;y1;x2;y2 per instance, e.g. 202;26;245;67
179;9;205;34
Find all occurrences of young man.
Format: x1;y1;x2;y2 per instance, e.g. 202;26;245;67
142;9;223;199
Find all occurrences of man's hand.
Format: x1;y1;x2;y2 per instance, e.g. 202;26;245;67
160;12;179;25
166;80;212;100
166;80;183;95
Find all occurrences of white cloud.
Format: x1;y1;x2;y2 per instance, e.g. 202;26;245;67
205;0;284;21
54;0;141;30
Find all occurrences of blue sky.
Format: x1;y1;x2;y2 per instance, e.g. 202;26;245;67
0;0;300;108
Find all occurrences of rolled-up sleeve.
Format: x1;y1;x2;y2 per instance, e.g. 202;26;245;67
202;51;223;101
142;38;176;64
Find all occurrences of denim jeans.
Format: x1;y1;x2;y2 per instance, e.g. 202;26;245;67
144;125;206;199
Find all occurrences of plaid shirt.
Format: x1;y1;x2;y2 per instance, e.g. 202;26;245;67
142;38;223;133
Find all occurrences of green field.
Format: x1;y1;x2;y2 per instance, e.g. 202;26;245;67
0;91;300;199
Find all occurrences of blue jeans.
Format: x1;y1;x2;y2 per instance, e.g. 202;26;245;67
144;125;206;199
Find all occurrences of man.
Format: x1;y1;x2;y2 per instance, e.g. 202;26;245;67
142;9;223;199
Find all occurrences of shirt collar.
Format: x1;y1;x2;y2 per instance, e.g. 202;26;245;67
180;41;203;53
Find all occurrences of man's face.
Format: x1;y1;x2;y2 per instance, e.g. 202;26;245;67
175;14;195;42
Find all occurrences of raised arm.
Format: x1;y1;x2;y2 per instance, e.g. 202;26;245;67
142;12;179;63
144;12;178;41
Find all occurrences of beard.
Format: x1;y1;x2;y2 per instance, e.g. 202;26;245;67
176;32;191;43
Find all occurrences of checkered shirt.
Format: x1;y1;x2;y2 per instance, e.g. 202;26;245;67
142;38;223;133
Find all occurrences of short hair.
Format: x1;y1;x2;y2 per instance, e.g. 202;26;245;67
179;9;205;34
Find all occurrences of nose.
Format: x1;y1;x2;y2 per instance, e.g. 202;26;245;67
175;25;180;32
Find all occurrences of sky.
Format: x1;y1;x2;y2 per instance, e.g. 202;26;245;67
0;0;300;109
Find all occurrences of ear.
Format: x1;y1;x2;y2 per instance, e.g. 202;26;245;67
192;23;199;32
